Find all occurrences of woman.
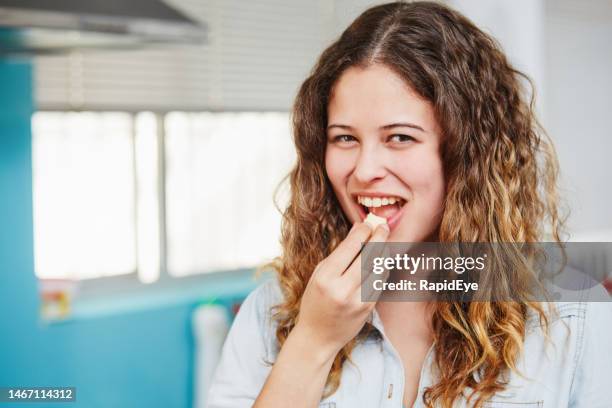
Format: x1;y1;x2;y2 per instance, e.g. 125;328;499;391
206;2;611;407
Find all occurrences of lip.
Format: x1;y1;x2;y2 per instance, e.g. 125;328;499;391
352;191;404;199
351;191;409;231
385;201;407;230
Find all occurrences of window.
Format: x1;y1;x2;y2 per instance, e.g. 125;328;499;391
32;112;138;280
32;111;293;283
165;112;293;276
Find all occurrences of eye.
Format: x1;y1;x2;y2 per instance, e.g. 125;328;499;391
387;134;415;143
331;134;357;144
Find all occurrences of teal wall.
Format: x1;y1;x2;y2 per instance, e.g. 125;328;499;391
0;59;258;407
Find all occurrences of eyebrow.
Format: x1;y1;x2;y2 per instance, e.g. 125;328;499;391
326;122;426;132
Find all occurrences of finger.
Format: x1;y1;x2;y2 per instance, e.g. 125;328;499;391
361;259;391;303
320;222;373;278
350;262;391;310
360;233;394;302
343;223;390;291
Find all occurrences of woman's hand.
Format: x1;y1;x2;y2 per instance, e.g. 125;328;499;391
254;221;389;408
293;221;390;357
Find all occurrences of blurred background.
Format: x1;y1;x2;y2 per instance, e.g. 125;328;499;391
0;0;610;407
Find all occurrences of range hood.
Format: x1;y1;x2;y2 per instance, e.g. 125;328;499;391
0;0;206;55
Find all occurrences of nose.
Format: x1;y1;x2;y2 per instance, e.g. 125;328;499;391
353;143;386;184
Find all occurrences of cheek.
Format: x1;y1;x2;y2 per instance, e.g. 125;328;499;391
395;151;446;215
422;163;445;208
325;148;360;222
392;153;445;241
397;152;444;191
325;148;353;188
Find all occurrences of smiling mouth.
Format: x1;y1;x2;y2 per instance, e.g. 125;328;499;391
356;195;407;220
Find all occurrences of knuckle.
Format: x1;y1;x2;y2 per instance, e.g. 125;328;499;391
313;274;328;292
330;289;350;308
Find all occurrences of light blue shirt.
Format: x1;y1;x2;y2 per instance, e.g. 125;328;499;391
206;277;612;407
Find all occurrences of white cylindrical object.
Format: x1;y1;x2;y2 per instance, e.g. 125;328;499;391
192;304;230;408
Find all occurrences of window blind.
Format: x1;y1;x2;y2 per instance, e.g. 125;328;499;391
33;0;339;111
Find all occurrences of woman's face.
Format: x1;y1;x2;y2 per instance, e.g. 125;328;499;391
325;64;445;242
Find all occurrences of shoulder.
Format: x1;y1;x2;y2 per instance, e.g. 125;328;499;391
566;300;612;405
527;293;610;330
525;292;611;360
579;300;612;341
524;281;610;355
527;261;610;330
241;276;285;318
206;277;286;406
553;279;610;325
236;277;285;357
517;297;611;404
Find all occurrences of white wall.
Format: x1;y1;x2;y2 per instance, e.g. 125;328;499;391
544;1;612;234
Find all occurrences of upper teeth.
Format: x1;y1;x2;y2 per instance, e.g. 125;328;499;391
357;195;403;208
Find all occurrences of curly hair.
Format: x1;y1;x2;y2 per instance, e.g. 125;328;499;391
264;1;566;407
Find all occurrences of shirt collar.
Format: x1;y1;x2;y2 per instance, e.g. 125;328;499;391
368;307;387;339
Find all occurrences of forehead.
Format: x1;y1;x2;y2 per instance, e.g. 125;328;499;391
327;64;439;134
